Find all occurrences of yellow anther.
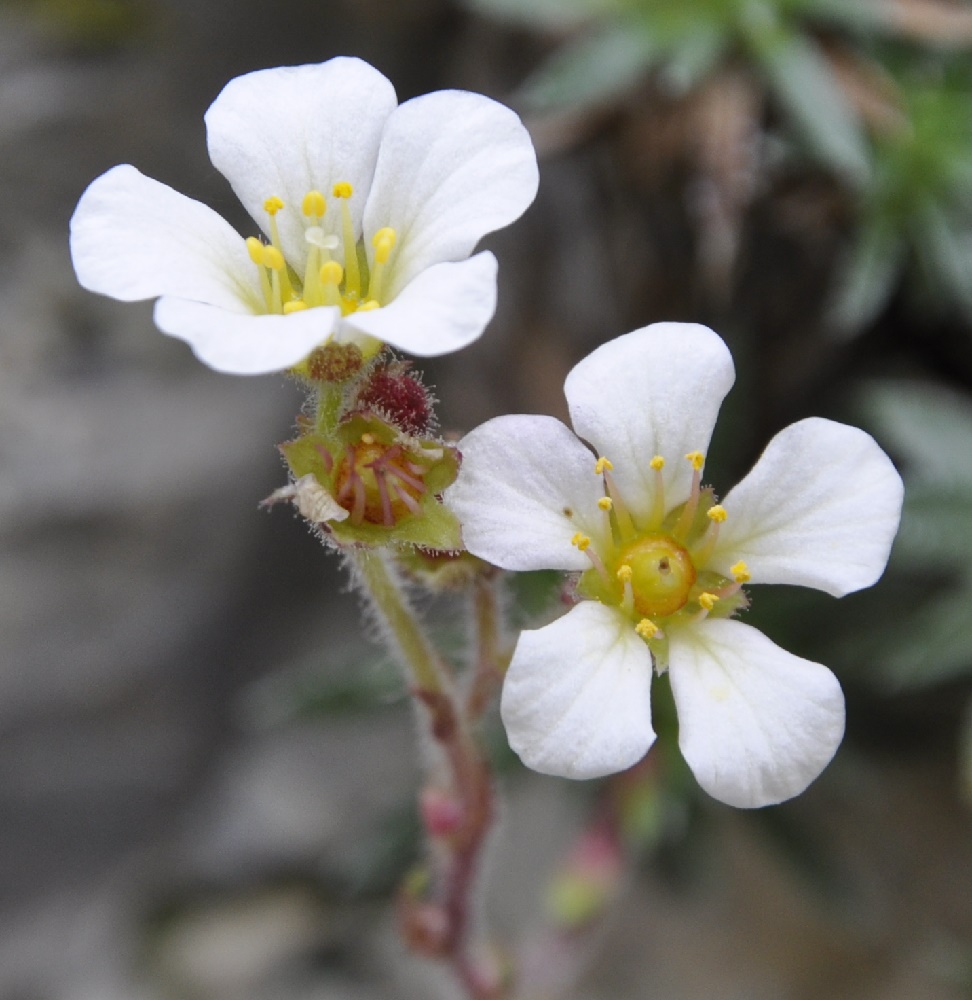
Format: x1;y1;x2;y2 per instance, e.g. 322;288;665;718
707;505;727;523
649;455;665;471
616;564;633;584
245;236;266;265
372;226;397;264
361;433;376;445
685;451;705;471
320;261;344;285
332;181;353;199
283;299;308;314
635;619;659;640
263;196;285;215
358;299;380;311
597;497;613;511
731;561;751;583
594;457;614;475
698;592;719;611
571;532;591;552
302;190;326;217
262;245;285;271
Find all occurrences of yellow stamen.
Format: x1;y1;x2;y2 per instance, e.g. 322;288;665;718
594;457;614;475
358;299;380;311
707;505;727;523
635;619;659;640
616;564;633;584
283;299;308;314
597;497;613;511
263;196;285;215
302;190;326;218
332;181;361;297
649;455;665;471
571;532;591;552
698;592;719;611
372;227;397;265
361;433;376;445
262;196;292;301
731;561;751;583
245;236;265;265
262;245;285;271
319;260;344;308
674;450;705;540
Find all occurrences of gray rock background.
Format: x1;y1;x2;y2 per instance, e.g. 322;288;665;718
1;1;970;998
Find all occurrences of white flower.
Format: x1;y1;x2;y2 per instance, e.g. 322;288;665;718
69;58;539;375
447;323;903;808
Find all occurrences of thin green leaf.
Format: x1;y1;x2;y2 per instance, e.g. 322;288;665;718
745;18;871;184
517;19;658;113
458;0;622;30
828;220;904;337
861;380;972;486
863;582;972;690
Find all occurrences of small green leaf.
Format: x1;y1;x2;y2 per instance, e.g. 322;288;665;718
457;0;621;30
861;381;972;486
864;582;972;690
745;19;871;184
828;220;904;337
517;20;658;113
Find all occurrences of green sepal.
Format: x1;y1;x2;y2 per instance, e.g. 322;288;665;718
329;494;462;551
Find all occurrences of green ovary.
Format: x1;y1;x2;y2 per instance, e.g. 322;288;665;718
619;534;696;618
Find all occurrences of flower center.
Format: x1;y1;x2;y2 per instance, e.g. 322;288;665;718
617;534;696;618
333;431;427;527
573;450;751;644
245;184;397;318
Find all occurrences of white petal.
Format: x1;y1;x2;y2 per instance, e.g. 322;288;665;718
564;323;735;520
710;417;904;596
342;251;497;356
154;298;339;375
70;165;259;311
445;414;608;571
501;602;656;779
205;58;397;265
668;619;845;808
363;89;538;297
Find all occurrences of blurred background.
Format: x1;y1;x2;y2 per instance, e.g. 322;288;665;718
2;0;972;996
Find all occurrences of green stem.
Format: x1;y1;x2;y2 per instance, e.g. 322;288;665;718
350;548;447;695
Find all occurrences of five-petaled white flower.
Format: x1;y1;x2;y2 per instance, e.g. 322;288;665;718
447;323;903;808
69;58;539;374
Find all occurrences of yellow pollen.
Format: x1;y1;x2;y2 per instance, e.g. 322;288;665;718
262;245;285;271
320;261;344;285
358;299;381;311
685;451;705;471
649;455;665;471
594;457;613;475
372;227;397;264
332;182;353;199
263;196;285;215
302;190;326;217
635;619;659;640
707;505;727;523
698;592;719;611
616;564;633;583
321;260;344;285
571;532;591;551
597;497;613;511
731;561;751;583
282;299;308;314
245;236;266;265
361;433;376;445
